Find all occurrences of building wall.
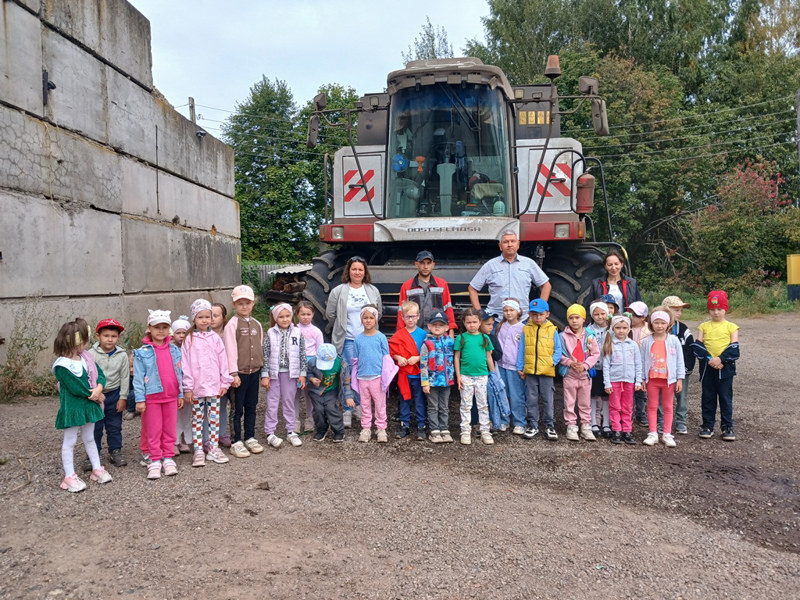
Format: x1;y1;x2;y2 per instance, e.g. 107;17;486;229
0;0;239;366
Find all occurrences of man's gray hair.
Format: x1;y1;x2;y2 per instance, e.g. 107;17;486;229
499;230;518;240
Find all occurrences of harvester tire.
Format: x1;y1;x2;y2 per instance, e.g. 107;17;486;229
302;249;344;336
543;246;605;329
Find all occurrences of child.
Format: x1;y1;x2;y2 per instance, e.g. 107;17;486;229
211;302;232;447
182;299;233;467
627;301;651;427
599;293;619;316
455;308;496;446
496;298;526;435
87;318;130;468
662;296;696;435
559;304;600;441
261;303;307;448
53;320;112;492
419;310;455;443
133;310;184;479
692;290;740;441
306;343;352;443
479;309;507;432
602;315;642;445
640;308;685;447
171;315;193;455
516;299;561;441
223;285;265;458
354;305;392;443
295;301;324;433
389;300;427;440
587;301;611;438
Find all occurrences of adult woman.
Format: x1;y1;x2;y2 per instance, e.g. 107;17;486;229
325;256;383;426
589;249;642;310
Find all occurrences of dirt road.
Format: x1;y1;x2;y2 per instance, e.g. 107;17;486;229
1;314;798;599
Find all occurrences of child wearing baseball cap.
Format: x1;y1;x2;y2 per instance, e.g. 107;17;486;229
661;296;696;434
420;310;456;443
691;291;740;441
306;343;352;442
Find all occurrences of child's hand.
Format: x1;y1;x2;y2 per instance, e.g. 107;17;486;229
422;385;430;394
231;375;241;388
298;376;306;389
115;398;126;413
98;393;106;404
218;387;228;398
675;380;683;393
309;377;321;387
135;401;146;414
635;384;642;392
184;391;194;405
605;387;613;394
407;356;420;366
395;355;408;367
709;356;722;369
260;376;270;389
345;397;355;409
89;385;103;402
517;370;526;380
177;397;184;409
457;375;464;390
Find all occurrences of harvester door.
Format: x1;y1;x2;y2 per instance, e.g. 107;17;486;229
517;139;583;215
337;151;385;218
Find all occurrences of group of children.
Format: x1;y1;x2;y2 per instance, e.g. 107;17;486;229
52;283;741;492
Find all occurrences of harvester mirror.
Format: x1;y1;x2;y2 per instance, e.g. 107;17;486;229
307;115;320;149
314;92;328;111
591;98;609;136
579;76;599;95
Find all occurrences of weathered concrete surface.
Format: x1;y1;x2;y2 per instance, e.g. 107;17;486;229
0;0;239;367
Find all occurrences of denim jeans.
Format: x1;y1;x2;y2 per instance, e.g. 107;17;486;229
674;377;690;428
341;339;360;412
94;387;123;453
398;377;426;428
499;367;526;428
525;375;554;429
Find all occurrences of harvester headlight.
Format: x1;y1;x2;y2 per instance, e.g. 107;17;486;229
332;227;345;240
554;224;570;238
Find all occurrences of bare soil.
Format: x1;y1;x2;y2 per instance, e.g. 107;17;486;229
1;314;799;599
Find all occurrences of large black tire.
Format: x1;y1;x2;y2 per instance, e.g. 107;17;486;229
301;249;343;338
543;245;606;329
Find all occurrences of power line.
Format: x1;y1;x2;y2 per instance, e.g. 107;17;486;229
600;139;796;169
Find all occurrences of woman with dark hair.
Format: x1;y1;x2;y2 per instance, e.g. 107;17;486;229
589;249;642;311
325;257;383;427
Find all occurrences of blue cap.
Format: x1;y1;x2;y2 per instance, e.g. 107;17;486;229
528;299;549;313
479;309;495;321
599;294;619;309
428;310;448;324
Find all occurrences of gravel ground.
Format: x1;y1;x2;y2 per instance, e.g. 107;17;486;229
1;314;799;599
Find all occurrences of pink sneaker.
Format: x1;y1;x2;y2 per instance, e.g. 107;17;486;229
206;446;229;464
178;442;191;453
60;474;87;492
90;467;113;484
163;458;178;476
192;449;205;467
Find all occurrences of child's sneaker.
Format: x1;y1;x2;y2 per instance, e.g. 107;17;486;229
460;432;472;445
246;437;265;453
499;424;508;432
662;433;676;448
512;426;525;435
230;441;250;458
416;428;426;441
440;431;454;443
523;427;539;439
622;432;636;445
721;428;736;442
313;430;327;442
177;442;191;453
60;474;87;492
332;432;345;443
358;429;371;443
544;427;558;441
480;431;494;445
642;432;659;446
192;449;206;467
122;410;136;421
219;434;232;448
90;467;113;484
566;425;580;441
303;418;315;432
287;432;302;447
147;461;162;480
580;424;596;441
163;458;178;476
675;424;689;435
611;431;623;445
265;435;282;449
139;453;152;467
207;446;229;464
428;430;443;443
699;427;714;439
343;411;352;428
395;423;410;438
109;449;127;467
376;429;388;443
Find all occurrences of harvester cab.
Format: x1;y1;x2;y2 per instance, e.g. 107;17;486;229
271;56;623;331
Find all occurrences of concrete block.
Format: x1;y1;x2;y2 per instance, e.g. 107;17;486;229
0;105;122;212
122;217;241;293
122;292;209;332
120;158;157;217
0;1;43;116
0;191;123;298
15;0;42;13
156;171;240;237
42;0;153;87
106;67;159;164
42;28;109;143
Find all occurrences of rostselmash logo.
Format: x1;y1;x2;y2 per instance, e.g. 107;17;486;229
406;226;481;233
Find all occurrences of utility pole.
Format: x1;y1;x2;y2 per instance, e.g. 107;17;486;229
189;96;196;124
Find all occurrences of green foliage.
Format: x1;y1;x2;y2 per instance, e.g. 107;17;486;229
122;322;146;351
401;17;454;63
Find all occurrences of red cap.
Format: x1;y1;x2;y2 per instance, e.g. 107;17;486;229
96;318;125;334
707;290;728;312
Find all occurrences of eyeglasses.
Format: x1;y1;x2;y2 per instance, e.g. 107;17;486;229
403;314;420;319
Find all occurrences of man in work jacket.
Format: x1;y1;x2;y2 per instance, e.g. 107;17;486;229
396;250;457;336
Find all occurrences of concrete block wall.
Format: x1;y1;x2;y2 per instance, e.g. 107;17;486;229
0;0;240;368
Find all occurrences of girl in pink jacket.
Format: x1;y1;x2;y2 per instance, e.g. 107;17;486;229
182;299;233;467
559;304;601;442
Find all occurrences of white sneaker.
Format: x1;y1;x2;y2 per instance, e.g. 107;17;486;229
566;424;580;441
343;411;352;428
580;424;596;441
358;429;371;443
206;446;229;463
643;432;659;446
245;437;265;453
230;441;250;458
60;474;87;492
376;429;388;443
460;432;472;445
440;431;454;443
662;433;676;448
287;432;302;447
499;424;508;432
266;434;282;449
90;467;113;484
481;431;494;445
512;426;525;435
429;430;443;443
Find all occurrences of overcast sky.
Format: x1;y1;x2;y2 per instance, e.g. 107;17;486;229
128;1;490;137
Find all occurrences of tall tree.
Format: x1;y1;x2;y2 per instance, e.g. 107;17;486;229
401;17;454;63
